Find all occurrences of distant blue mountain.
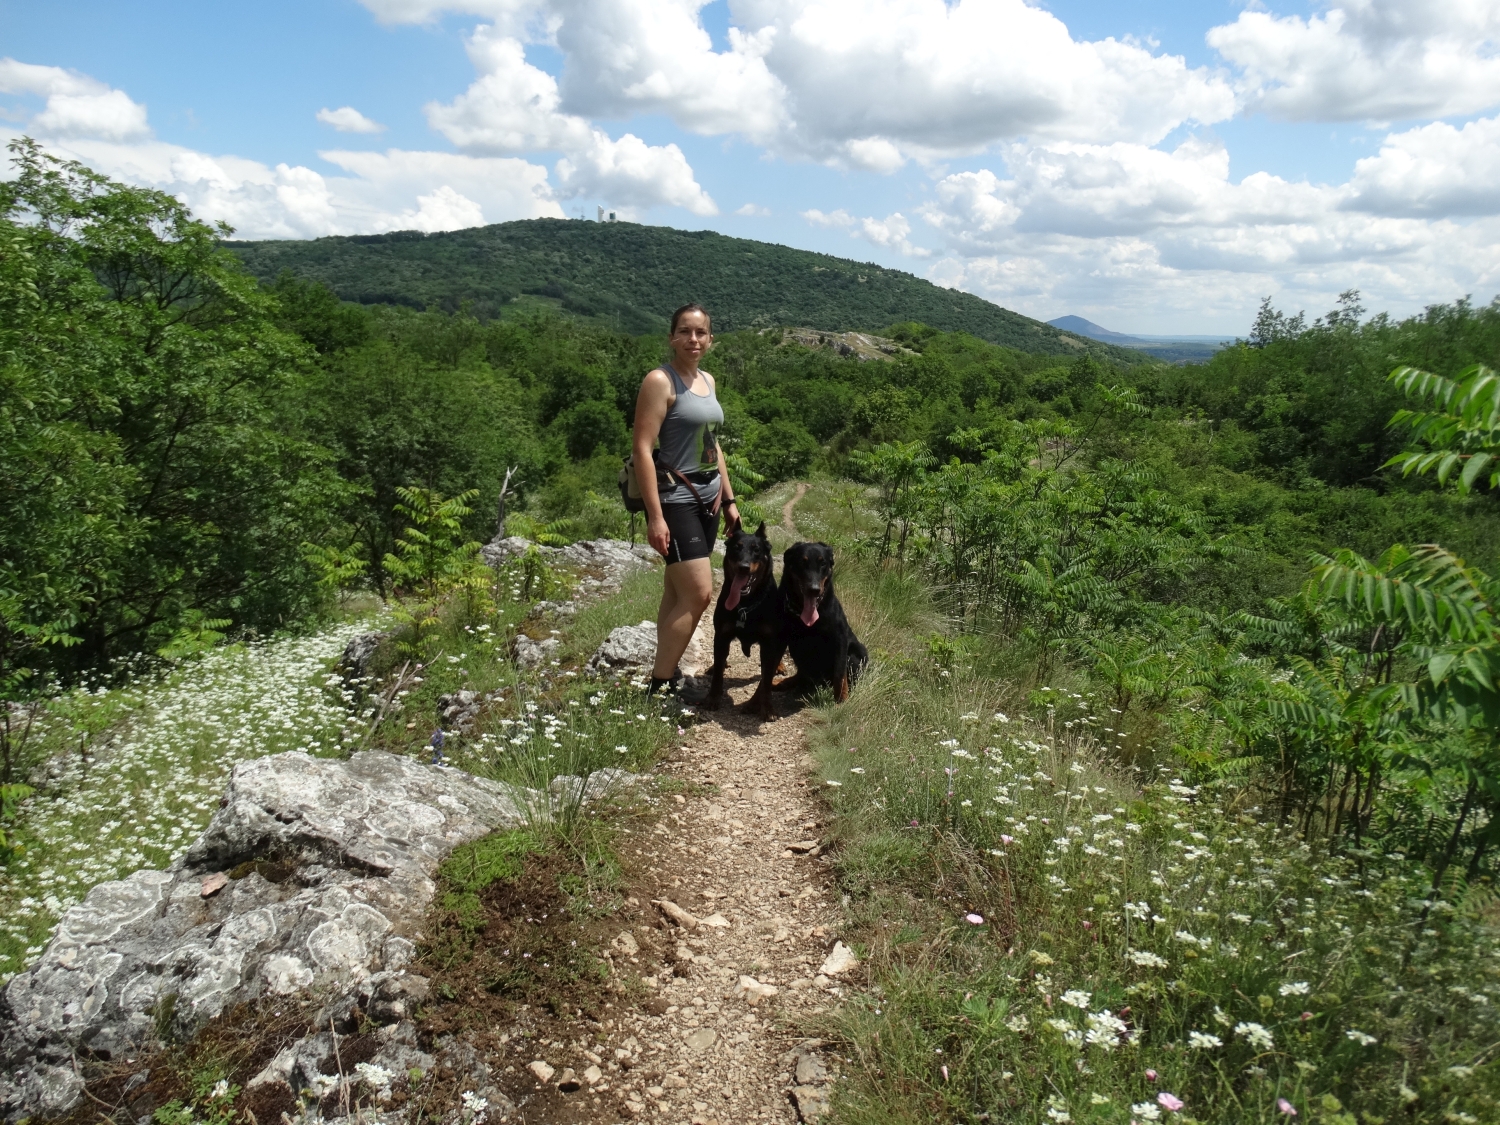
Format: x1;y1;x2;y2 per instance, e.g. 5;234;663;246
1047;315;1143;344
1047;315;1236;363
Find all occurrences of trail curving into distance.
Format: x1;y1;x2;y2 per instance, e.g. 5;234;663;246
781;483;808;538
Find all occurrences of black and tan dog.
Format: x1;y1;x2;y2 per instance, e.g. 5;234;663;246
704;522;780;708
748;541;868;719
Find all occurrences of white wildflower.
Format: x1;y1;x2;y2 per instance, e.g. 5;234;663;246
1344;1029;1377;1047
461;1090;489;1121
1132;1101;1162;1120
1085;1009;1127;1050
356;1063;393;1092
1235;1022;1274;1049
1060;989;1092;1009
1279;981;1310;997
1188;1031;1223;1049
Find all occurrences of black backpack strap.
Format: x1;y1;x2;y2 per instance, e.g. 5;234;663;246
665;465;722;519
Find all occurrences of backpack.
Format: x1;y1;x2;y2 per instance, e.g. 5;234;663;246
619;452;721;518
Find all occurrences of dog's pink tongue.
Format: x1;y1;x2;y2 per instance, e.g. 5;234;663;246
724;573;750;610
800;601;820;627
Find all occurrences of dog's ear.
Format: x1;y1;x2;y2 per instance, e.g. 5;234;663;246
755;521;768;539
727;514;743;535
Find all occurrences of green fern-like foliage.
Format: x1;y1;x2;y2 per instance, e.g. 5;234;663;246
1386;363;1500;493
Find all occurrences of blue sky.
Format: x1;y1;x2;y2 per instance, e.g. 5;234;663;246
4;0;1499;334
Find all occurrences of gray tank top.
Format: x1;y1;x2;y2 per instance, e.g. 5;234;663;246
656;362;723;506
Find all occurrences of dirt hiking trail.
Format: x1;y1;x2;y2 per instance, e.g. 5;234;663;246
513;482;849;1125
780;483;808;537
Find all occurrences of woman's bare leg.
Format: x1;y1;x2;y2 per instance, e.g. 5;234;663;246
653;558;713;679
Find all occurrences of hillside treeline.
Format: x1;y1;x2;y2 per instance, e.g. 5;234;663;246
6;141;1500;689
223;217;1139;360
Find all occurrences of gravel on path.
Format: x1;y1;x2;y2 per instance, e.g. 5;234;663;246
578;638;848;1125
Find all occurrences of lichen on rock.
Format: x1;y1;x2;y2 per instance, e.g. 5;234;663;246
0;751;530;1123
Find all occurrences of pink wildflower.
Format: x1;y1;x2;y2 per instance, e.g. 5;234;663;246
1145;1069;1158;1082
1000;834;1015;845
1277;1098;1297;1116
965;913;985;924
1158;1093;1184;1112
940;1065;949;1082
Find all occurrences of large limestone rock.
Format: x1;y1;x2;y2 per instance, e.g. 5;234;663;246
585;619;710;680
0;751;528;1123
480;536;658;590
585;620;660;678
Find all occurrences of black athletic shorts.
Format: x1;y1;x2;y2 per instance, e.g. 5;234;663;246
661;503;720;564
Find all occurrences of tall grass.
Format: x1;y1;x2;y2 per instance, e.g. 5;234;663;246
808;529;1500;1125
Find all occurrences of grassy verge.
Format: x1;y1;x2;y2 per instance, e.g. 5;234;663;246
789;484;1499;1125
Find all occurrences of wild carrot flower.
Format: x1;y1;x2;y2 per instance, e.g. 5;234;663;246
1235;1021;1274;1049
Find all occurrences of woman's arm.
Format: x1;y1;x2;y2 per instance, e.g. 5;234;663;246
699;372;739;530
633;368;673;556
716;440;739;530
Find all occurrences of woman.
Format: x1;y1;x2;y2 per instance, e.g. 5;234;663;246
632;303;740;696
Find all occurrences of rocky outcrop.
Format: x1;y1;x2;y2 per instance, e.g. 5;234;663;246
337;632;388;683
514;635;561;670
0;751;531;1123
584;620;710;681
480;537;658;592
585;621;660;678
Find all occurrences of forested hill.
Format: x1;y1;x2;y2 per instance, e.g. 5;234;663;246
224;218;1138;360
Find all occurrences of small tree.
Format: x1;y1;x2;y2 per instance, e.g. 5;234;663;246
382;487;492;655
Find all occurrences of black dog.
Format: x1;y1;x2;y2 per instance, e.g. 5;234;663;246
705;522;780;709
749;541;868;719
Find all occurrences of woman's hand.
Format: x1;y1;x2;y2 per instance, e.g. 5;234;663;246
648;513;671;557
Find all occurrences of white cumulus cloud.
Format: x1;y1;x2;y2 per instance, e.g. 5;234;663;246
1345;115;1500;217
1208;0;1500;123
803;207;929;256
317;106;386;133
426;25;717;213
370;0;1236;170
915;121;1500;328
1;60;561;239
0;57;151;142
